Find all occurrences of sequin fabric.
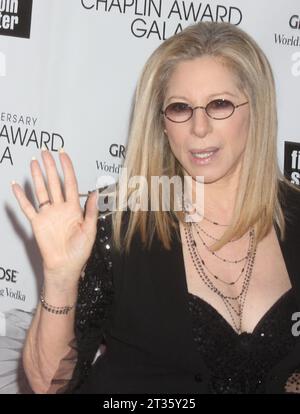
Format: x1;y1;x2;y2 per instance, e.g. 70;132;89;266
68;206;300;394
188;290;299;393
69;212;114;392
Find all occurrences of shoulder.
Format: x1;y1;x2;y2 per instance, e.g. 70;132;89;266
278;179;300;202
83;186;116;250
278;179;300;219
278;180;300;246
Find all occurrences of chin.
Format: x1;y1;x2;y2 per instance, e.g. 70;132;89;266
197;175;222;184
179;159;229;185
186;168;224;185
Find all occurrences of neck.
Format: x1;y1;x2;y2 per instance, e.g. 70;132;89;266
189;175;239;224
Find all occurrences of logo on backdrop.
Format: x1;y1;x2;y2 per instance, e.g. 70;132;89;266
81;1;243;40
0;266;26;303
0;0;33;39
274;15;300;47
96;144;125;174
0;266;18;283
289;14;300;30
0;111;65;166
284;141;300;186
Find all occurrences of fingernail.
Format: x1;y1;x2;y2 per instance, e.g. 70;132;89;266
32;156;36;161
11;180;17;185
59;147;64;153
41;147;47;152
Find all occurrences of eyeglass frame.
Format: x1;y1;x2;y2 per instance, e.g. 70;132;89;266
161;99;249;123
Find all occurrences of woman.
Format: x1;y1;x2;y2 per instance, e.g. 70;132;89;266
12;21;300;394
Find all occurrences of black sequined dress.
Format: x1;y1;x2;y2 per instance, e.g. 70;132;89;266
188;289;298;393
65;182;300;394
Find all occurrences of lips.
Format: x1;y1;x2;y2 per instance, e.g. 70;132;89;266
189;147;219;164
190;146;219;154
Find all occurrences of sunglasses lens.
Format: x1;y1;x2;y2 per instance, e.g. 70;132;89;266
206;99;234;119
165;102;192;122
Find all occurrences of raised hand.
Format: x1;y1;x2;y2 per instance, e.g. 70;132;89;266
11;149;99;288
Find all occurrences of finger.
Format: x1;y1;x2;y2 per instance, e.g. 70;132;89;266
81;191;99;238
58;150;80;204
11;182;37;221
30;157;51;208
41;149;64;203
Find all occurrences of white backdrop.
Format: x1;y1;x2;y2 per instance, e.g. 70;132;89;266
0;0;299;393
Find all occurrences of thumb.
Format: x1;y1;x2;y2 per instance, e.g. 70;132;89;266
81;190;99;236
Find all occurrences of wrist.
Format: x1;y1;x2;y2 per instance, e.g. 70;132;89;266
43;269;81;292
40;284;78;315
40;288;75;315
42;280;78;305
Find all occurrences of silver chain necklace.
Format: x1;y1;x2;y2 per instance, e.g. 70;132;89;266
193;223;250;264
184;223;257;334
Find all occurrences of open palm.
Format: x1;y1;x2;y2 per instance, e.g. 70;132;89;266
11;149;99;284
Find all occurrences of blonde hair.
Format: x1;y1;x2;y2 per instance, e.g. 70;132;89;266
108;21;295;253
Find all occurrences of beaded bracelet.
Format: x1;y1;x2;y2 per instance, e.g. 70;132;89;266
40;289;74;315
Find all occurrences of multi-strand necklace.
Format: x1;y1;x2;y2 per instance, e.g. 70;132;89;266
183;211;257;334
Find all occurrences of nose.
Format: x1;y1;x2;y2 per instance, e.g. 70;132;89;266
190;107;212;138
